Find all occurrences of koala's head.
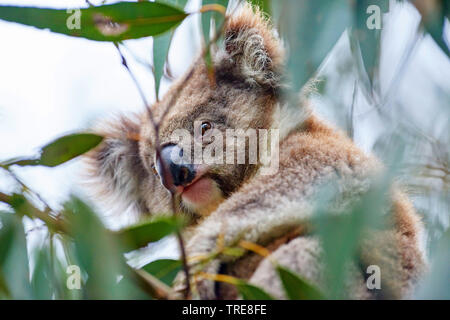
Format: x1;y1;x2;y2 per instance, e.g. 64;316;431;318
138;4;285;217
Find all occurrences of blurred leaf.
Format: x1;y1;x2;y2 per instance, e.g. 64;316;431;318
0;272;10;299
3;133;103;168
413;0;449;57
116;216;184;251
0;212;15;265
276;265;323;300
0;211;32;299
247;0;271;17
445;0;450;19
153;0;188;99
201;0;228;45
31;247;53;300
200;0;228;85
237;281;274;300
153;31;173;99
415;229;450;299
350;0;389;95
205;272;274;299
64;196;144;299
141;259;181;286
275;0;352;96
0;2;187;42
313;176;389;299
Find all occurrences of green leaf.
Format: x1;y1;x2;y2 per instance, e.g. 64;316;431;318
276;265;323;300
445;0;450;20
64;196;144;299
275;0;352;96
153;0;188;99
31;247;53;300
141;259;182;286
153;32;172;99
0;211;32;299
116;217;184;251
419;0;450;57
159;0;189;11
313;175;389;299
236;281;274;300
0;212;15;266
0;2;187;42
201;0;228;45
3;133;103;168
39;133;103;167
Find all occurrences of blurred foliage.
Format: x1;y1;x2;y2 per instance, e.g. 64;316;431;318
0;0;448;300
276;265;324;300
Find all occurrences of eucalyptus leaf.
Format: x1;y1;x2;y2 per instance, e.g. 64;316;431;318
276;265;323;300
31;247;53;300
153;0;188;99
201;0;229;45
141;259;182;286
275;0;352;97
64;196;143;299
0;2;187;42
3;133;103;168
0;212;32;299
237;281;274;300
116;217;184;252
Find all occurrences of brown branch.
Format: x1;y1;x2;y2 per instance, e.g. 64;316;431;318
0;191;10;204
0;166;69;233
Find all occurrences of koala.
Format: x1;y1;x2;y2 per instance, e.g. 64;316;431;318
85;4;426;299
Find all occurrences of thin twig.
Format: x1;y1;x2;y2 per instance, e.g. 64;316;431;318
120;43;155;72
132;268;177;300
348;79;357;139
113;2;238;299
114;41;192;298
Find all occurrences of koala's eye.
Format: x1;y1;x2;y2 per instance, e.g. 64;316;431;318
201;122;212;136
151;164;158;176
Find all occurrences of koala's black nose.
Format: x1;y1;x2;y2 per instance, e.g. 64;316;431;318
158;144;196;188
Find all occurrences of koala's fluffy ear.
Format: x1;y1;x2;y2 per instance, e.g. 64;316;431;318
83;114;148;215
215;3;284;90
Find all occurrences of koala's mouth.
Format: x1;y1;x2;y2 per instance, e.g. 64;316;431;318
179;172;224;215
181;177;215;203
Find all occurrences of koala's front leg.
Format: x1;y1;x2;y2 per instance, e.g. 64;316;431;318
174;169;320;299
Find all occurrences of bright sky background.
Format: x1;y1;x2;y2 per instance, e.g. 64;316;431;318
0;0;448;265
